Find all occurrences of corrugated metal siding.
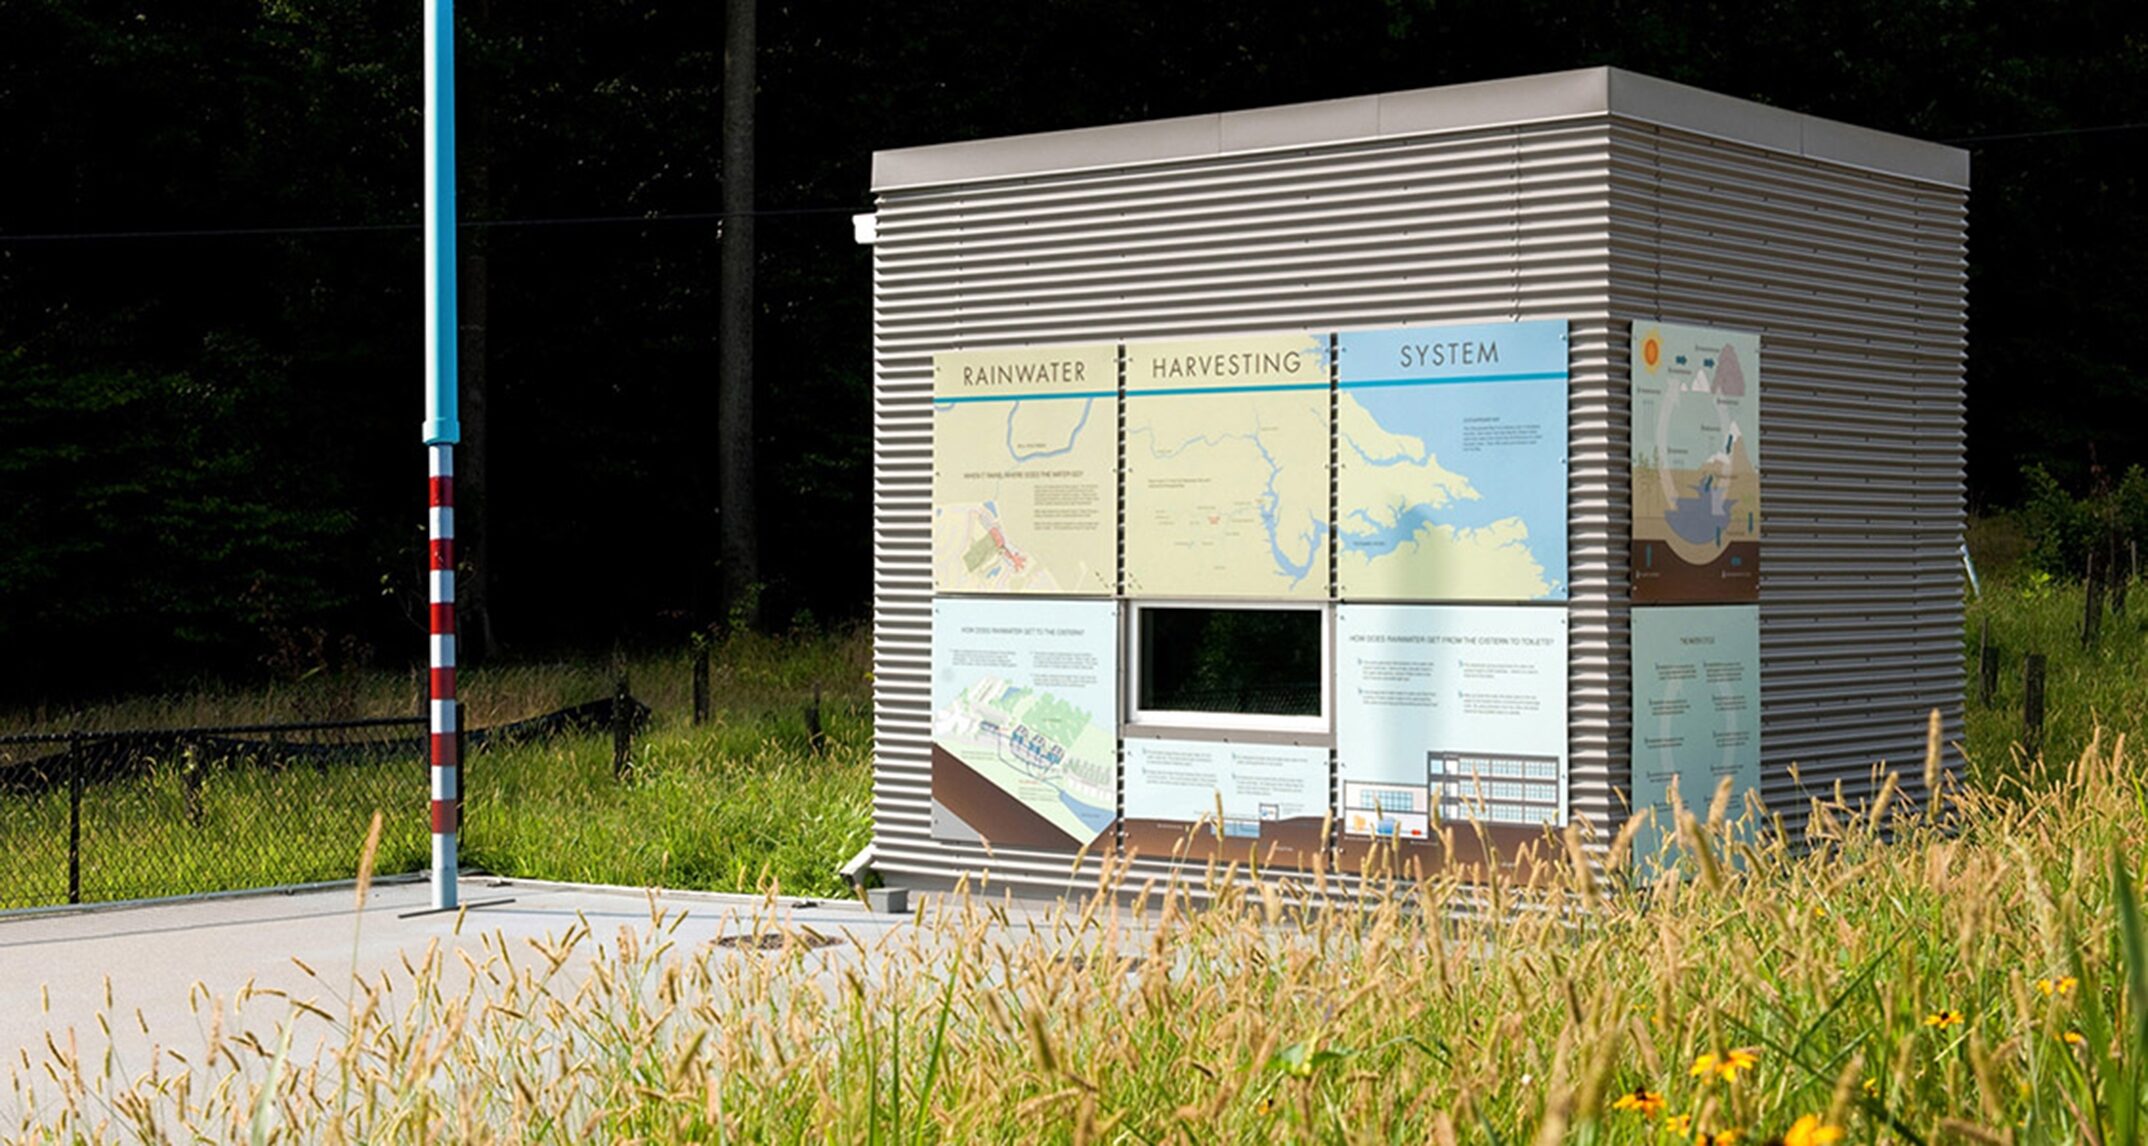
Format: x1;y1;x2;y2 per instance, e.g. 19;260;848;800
1607;122;1968;828
873;123;1618;895
870;114;1966;895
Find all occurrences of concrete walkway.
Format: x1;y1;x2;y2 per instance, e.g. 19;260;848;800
0;876;954;1121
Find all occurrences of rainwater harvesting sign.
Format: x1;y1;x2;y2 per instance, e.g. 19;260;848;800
1335;321;1570;601
1122;332;1331;599
1627;604;1761;864
1630;322;1762;603
1334;603;1568;871
931;344;1119;596
929;598;1119;851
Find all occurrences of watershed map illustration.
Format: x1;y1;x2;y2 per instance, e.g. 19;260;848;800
1630;322;1761;602
932;344;1119;595
1122;333;1331;598
1335;321;1569;601
930;598;1119;851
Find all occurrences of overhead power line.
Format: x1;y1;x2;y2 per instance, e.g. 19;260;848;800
0;205;863;245
1941;121;2148;145
8;117;2145;245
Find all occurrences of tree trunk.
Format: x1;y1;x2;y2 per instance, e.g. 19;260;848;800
718;0;759;630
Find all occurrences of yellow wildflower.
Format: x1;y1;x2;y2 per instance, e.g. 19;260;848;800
2063;1030;2087;1047
1780;1114;1843;1146
1612;1088;1667;1117
1665;1113;1740;1144
1923;1009;1965;1029
1690;1048;1760;1081
1860;1077;1878;1098
2036;976;2078;997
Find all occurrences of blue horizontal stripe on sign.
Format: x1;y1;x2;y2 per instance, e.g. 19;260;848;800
1125;382;1332;397
1338;371;1567;389
932;390;1117;405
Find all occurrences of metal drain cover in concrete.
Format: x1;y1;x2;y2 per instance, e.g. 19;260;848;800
714;931;843;951
1051;954;1144;971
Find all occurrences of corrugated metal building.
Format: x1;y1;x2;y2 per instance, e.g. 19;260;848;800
864;67;1969;896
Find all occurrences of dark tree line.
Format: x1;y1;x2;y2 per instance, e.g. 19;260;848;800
2;0;2143;702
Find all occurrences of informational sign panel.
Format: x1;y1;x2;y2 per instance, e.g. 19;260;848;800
1628;604;1761;866
1335;320;1569;602
1630;322;1761;602
1121;738;1329;867
930;598;1119;851
1335;604;1567;871
933;344;1119;595
1123;333;1331;598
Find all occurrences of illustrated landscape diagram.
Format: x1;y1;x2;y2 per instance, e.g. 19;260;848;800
1631;323;1762;601
931;675;1117;849
1120;739;1329;867
928;597;1120;851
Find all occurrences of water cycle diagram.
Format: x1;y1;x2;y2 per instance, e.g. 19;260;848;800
1631;322;1762;602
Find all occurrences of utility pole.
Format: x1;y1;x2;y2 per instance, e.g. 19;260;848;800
718;0;759;630
423;0;461;912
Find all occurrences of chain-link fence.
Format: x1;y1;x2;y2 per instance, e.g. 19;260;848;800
0;718;427;909
0;696;647;911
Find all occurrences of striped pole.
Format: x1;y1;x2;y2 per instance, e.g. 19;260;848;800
427;447;459;906
423;0;461;911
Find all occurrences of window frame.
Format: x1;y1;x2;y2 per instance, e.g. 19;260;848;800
1124;600;1333;737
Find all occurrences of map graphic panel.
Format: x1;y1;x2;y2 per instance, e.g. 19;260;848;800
1630;322;1761;602
1336;321;1569;602
1123;333;1330;598
931;598;1119;851
1122;738;1328;868
1628;605;1761;869
1335;604;1568;874
933;344;1119;595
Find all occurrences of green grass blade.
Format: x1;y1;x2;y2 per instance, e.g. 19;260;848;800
2113;848;2148;1146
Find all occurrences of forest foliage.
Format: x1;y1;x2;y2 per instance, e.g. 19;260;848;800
1;0;2143;700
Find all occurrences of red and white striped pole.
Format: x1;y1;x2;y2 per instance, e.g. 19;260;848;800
427;446;459;906
423;0;461;911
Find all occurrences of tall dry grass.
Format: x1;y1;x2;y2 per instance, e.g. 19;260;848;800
9;723;2146;1144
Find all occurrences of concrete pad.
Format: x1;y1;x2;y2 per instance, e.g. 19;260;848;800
0;875;1005;1123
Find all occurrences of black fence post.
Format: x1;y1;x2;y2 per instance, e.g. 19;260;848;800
692;639;711;727
2023;653;2047;761
804;682;826;757
2083;555;2104;650
65;732;82;905
1977;617;1998;709
2116;552;2131;617
612;671;633;782
182;743;205;829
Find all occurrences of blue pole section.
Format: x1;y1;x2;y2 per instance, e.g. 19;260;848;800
424;0;460;446
424;0;460;912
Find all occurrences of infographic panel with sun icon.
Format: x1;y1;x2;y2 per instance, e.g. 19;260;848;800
1630;322;1761;603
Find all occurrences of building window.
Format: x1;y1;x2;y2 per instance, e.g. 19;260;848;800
1130;604;1329;733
